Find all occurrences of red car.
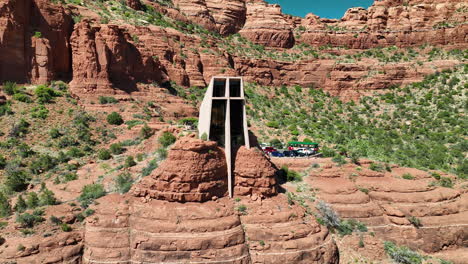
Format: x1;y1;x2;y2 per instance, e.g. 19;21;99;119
263;147;277;154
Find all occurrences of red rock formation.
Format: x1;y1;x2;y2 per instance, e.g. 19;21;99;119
132;138;229;202
69;21;168;96
234;146;278;197
172;0;246;35
239;0;294;48
0;0;72;83
83;138;339;263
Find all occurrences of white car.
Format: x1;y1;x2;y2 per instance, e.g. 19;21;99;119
296;148;313;156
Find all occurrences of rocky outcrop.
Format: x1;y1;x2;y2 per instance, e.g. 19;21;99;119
234;146;278;197
0;232;83;263
69;21;168;96
173;0;247;35
298;0;468;49
0;0;72;83
239;0;294;48
132;138;229;202
272;158;468;254
83;138;339;263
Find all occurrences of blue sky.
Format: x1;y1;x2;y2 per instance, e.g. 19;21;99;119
265;0;374;19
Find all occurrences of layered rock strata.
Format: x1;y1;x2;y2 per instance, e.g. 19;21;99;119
83;138;339;263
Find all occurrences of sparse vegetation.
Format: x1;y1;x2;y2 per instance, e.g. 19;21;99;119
107;112;124;125
159;132;176;147
78;184;106;208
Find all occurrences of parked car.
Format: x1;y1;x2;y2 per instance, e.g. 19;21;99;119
262;147;277;154
283;150;299;157
270;151;284;157
297;148;314;156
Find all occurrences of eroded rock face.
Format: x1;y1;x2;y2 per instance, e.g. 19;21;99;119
69;21;167;97
0;0;72;83
299;0;468;48
272;158;468;254
132;138;229;202
173;0;246;35
234;146;278;197
239;0;294;48
83;139;339;263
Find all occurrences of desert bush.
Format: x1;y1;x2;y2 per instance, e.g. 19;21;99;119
2;81;18;95
142;159;158;176
280;166;302;182
439;177;453;188
14;195;27;213
407;216;422;228
4;163;30;192
110;143;124;155
13;92;32;103
384;241;424;264
140;123;154;139
9;119;30;138
16;210;44;228
332;154;347;166
115;172;133;194
369;162;385;172
49;128;62;139
0;193;11;217
78;184;106;208
98;149;111;160
39;188;57;206
98;96;118;104
35;85;59;104
29;154;57;174
124;156;136;168
159;132;176;147
26;192;39;208
402;173;415;180
107;112;124;125
0;155;6;169
61;223;72;232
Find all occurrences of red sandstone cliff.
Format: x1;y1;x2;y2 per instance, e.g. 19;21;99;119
0;0;466;98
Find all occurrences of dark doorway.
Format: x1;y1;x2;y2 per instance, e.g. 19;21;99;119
210;100;227;146
213;79;226;97
230;100;245;146
229;79;241;97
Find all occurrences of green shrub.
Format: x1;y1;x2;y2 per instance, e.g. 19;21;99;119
237;204;247;214
4;164;30;192
384;241;424;264
98;149;111;160
29;154;57;174
0;154;6;169
49;215;62;225
140;123;154;139
2;81;18;95
30;105;49;119
142;159;158;176
13;93;32;103
402;173;415;180
0;193;11;217
115;172;133;194
98;96;118;104
201;132;208;141
332;154;347;166
439;177;453;188
179;117;198;127
407;216;422;228
35;85;59;104
49;128;62;139
9;119;30;138
16;211;44;228
78;184;106;208
280;166;302;182
159;132;176;147
39;188;57;206
14;195;27;213
109;143;124;155
265;121;279;129
369;162;385;172
107;112;124;125
60;223;72;232
26;192;39;208
124;156;136;168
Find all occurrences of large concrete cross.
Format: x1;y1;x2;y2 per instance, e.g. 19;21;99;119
198;77;251;197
